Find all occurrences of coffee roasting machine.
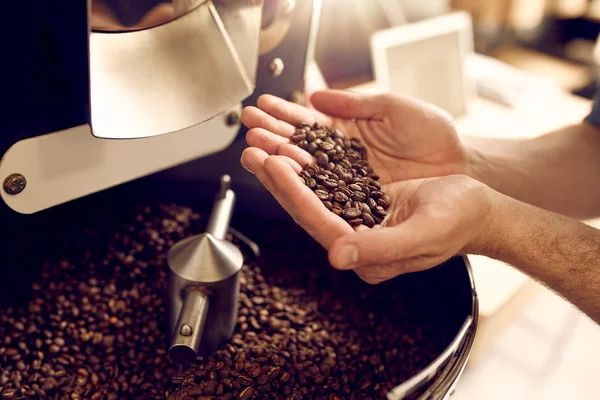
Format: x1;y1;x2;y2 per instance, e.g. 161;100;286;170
1;1;478;399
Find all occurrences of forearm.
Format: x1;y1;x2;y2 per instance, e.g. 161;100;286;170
463;122;600;219
473;191;600;324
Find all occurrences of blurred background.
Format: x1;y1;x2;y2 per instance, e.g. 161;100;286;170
311;1;600;399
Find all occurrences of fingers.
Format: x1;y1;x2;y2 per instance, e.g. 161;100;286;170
242;151;353;248
310;90;391;120
351;254;448;285
327;213;431;270
257;95;333;127
246;128;314;167
241;106;296;138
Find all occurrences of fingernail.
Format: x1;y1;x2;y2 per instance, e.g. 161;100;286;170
337;245;358;269
240;160;254;174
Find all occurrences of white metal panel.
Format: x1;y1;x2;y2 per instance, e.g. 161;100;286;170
0;105;242;214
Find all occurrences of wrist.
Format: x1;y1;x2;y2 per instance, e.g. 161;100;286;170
462;186;509;257
461;135;491;182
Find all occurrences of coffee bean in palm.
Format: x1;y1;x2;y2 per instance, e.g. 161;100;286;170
315;174;328;182
306;142;319;154
321;142;335;151
348;218;363;227
291;132;306;142
333;192;349;203
315;190;330;201
373;206;387;219
362;212;375;228
352;191;366;202
342;208;361;220
377;198;389;209
367;197;378;210
372;191;384;200
317;153;329;167
360;203;371;214
322;180;338;191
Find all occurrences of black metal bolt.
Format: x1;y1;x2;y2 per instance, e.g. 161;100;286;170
3;173;26;195
226;111;240;127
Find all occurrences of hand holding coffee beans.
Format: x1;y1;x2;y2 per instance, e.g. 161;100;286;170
291;123;390;228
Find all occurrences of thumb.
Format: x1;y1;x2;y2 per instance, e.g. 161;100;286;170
327;214;431;270
310;90;391;120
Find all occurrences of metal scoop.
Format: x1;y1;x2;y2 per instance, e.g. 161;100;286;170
166;175;243;365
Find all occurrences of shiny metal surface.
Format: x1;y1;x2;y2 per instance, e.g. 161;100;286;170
168;290;210;365
206;175;235;240
167;232;242;283
387;316;473;399
167;175;244;362
258;0;295;54
90;0;207;32
90;1;263;139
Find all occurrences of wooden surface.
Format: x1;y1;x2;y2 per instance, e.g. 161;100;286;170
348;79;594;366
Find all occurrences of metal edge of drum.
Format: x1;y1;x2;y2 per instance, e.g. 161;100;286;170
386;255;479;400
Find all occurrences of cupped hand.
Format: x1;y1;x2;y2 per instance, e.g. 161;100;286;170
241;90;468;184
240;145;495;284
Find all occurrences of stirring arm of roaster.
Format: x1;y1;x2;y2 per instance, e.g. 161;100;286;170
168;175;236;365
206;175;235;241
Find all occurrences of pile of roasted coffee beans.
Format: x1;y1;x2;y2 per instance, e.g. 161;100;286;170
292;123;390;227
0;202;441;400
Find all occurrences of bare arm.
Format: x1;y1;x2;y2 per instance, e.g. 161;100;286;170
473;190;600;324
463;122;600;219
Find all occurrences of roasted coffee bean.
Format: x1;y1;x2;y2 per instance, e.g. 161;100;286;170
372;191;384;199
323;180;338;190
326;149;337;159
374;206;387;218
315;174;328;183
340;173;353;184
238;386;254;400
348;183;362;192
333;192;349;203
360;203;371;215
339;186;353;197
306;142;319;154
315;190;330;201
321;142;335;151
368;198;378;210
291;133;307;142
377;198;389;209
323;201;333;211
352;191;366;202
348;218;363;227
317;153;329;167
342;208;361;220
306;130;317;142
297;140;308;149
362;213;375;228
